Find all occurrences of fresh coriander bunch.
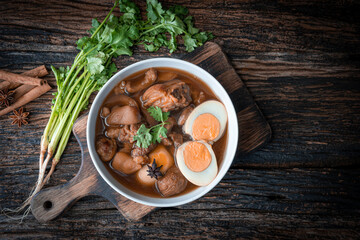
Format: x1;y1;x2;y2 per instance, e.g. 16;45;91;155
139;0;214;52
11;0;213;219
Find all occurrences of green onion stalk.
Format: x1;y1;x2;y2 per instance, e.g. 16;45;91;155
16;2;119;215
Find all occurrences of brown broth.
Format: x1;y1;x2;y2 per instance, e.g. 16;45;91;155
95;67;228;198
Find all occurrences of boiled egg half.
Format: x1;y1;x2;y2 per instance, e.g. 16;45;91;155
176;140;218;186
183;100;227;143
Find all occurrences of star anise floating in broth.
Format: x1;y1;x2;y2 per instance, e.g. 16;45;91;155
147;159;163;180
9;107;29;127
0;88;15;107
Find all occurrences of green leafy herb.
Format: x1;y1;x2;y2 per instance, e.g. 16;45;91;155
134;107;170;148
133;124;153;149
139;0;213;53
147;106;170;122
19;0;213;216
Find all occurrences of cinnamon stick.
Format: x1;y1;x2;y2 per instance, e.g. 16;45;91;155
13;85;37;102
0;82;52;116
0;69;46;88
0;65;48;90
22;65;49;78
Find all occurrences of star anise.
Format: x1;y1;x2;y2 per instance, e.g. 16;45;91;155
147;159;163;180
0;88;15;108
9;107;29;127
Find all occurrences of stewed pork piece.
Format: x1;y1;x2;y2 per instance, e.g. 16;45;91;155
131;143;157;165
118;142;133;154
106;105;141;125
169;133;183;147
103;95;139;109
177;105;194;126
101;106;111;118
106;127;120;139
125;68;158;93
142;80;192;112
96;137;117;162
192;90;206;106
118;124;141;143
164;117;176;132
131;143;156;158
112;152;141;175
161;117;176;146
157;166;188;197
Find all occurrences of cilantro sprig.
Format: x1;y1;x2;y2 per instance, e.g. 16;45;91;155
133;107;170;148
30;0;213;212
47;0;212;161
140;0;213;52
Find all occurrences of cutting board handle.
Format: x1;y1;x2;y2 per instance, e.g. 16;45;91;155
30;164;94;223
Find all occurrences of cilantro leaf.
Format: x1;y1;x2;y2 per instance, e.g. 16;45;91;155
144;44;156;52
183;34;197;52
107;62;117;77
89;18;100;35
147;106;169;122
86;51;107;74
133;124;152;148
119;0;141;23
151;125;167;143
168;5;188;20
162;111;170;121
133;107;171;148
139;0;213;53
147;106;163;121
184;16;199;35
76;36;90;50
147;0;165;22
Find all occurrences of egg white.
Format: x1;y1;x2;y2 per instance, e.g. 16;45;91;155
176;140;218;186
183;100;228;143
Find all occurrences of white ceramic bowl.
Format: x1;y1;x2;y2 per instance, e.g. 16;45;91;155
87;58;238;207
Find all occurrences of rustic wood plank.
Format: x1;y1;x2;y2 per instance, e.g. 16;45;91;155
1;0;359;167
1;0;360;238
2;168;360;238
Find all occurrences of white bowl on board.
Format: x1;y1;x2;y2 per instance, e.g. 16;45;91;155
87;58;238;207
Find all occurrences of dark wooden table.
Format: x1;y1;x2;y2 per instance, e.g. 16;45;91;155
1;0;360;239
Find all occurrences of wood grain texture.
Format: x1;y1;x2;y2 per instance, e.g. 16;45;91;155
1;0;360;238
1;0;359;167
3;168;360;239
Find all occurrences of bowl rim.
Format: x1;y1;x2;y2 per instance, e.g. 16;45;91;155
87;57;238;207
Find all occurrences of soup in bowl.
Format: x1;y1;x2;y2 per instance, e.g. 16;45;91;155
87;58;238;207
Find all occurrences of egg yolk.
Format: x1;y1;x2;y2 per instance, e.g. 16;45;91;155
192;113;220;141
183;141;212;172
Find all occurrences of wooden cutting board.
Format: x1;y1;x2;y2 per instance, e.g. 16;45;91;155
30;42;271;222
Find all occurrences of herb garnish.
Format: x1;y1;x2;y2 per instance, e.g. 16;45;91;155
147;159;163;180
14;0;213;218
140;0;214;52
133;106;170;149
